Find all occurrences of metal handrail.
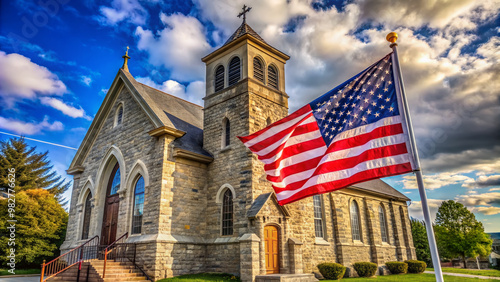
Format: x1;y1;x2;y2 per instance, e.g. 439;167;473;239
103;232;128;278
40;235;99;282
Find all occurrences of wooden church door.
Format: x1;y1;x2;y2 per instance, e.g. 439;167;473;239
264;225;279;274
101;163;121;245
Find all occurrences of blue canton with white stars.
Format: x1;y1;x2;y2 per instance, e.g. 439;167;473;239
310;54;399;146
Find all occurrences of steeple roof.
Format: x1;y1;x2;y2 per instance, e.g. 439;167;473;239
202;21;289;63
223;22;266;46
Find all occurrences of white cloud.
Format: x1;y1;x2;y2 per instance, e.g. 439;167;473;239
456;192;500;206
355;0;489;29
98;0;148;26
136;76;205;106
80;75;92;86
408;199;445;222
402;172;473;190
135;13;211;82
99;88;109;96
471;206;500;216
490;188;500;192
454;192;500;216
463;174;500;189
0;116;63;135
40;97;91;120
0;51;67;107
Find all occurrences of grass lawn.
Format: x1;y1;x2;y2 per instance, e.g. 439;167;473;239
325;273;495;281
157;273;241;281
0;268;41;276
427;267;500;278
158;273;496;282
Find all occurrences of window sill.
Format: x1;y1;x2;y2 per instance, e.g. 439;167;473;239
315;238;330;246
220;145;232;153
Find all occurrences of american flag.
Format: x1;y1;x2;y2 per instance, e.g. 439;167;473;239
238;53;415;205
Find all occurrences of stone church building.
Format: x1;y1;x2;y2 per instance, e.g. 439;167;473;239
62;19;415;281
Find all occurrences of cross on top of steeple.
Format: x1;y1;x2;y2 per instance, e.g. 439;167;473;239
237;5;252;23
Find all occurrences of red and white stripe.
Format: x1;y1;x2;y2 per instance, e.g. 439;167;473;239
238;105;413;205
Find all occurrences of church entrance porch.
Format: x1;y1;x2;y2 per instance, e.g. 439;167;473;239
264;225;280;274
101;163;121;245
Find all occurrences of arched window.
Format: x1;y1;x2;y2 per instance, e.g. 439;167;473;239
228;57;241;86
400;206;409;246
379;205;388;243
350;200;361;241
132;176;145;234
222;118;230;147
313;195;324;238
108;164;120;195
222;189;233;235
268;65;278;89
81;192;92;240
115;105;124;127
253;57;264;83
215;65;225;92
266;117;272;126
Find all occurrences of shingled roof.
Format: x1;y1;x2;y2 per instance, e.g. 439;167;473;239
224;22;266;46
121;72;211;158
122;71;203;130
351;179;410;201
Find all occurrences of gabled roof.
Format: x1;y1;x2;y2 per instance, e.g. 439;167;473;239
68;70;211;174
247;192;290;218
122;71;203;129
224;22;266;46
351;179;410;201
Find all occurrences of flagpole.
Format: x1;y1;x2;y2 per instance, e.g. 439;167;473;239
387;32;444;282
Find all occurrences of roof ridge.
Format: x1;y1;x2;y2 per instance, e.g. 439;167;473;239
136;81;204;109
224;21;266;46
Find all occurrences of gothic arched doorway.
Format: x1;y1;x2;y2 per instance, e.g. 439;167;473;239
101;162;120;245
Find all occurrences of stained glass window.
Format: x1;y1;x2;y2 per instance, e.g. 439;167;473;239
222;189;233;235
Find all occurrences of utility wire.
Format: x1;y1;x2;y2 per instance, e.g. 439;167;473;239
0;131;78;150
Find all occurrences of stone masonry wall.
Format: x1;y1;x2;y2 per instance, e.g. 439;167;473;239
62;86;163;250
169;159;208;237
205;242;241;275
203;83;252;240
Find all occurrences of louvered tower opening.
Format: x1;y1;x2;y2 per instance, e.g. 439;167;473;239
215;65;225;92
228;57;241;86
253;57;264;83
268;65;278;89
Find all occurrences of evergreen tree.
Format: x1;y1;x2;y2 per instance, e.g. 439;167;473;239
0;138;70;201
435;200;492;268
410;218;432;267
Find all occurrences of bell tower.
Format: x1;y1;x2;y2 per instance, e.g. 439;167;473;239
201;10;290;238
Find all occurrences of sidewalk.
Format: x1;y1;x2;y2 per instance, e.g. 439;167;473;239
425;271;500;280
0;274;40;281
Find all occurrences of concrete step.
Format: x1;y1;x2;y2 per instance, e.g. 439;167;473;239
46;260;149;282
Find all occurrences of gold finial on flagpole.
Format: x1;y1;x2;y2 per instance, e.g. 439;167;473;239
122;46;130;72
386;32;398;47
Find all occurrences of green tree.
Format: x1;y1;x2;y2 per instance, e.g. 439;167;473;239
435;200;492;268
0;138;70;201
410;218;432;267
0;189;68;268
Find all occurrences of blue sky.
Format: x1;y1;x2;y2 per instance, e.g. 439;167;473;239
0;0;499;232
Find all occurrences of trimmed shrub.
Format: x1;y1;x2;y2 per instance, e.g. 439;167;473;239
353;262;378;277
317;262;346;280
385;261;408;274
405;260;426;273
